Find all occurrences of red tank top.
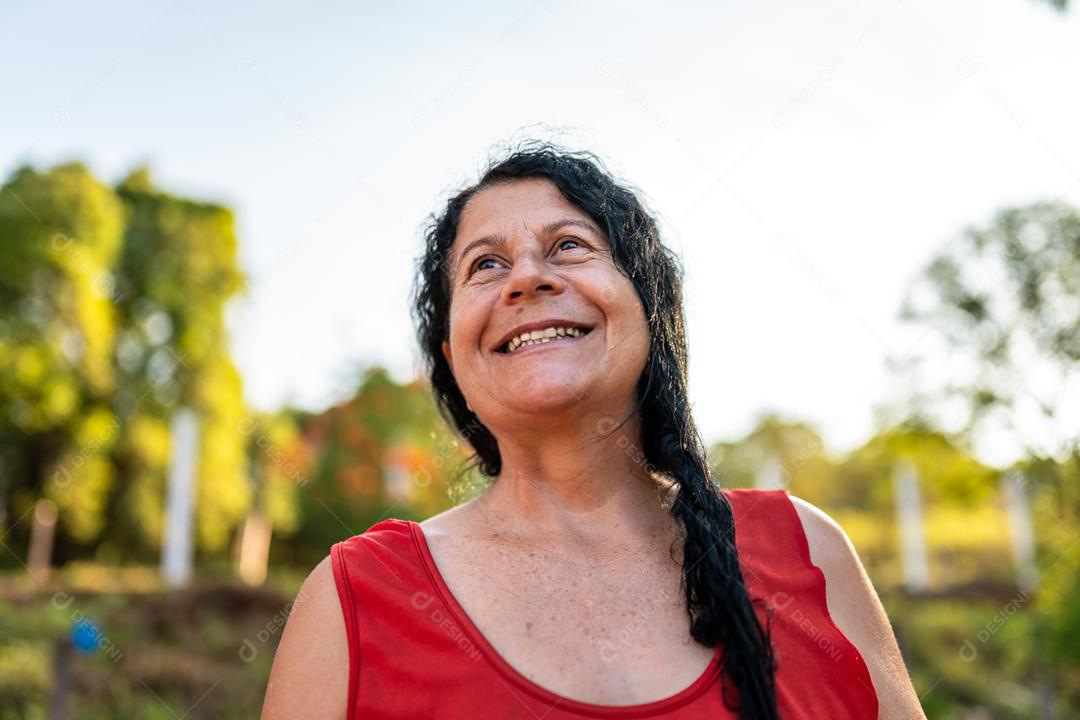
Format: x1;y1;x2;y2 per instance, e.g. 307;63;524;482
330;488;879;718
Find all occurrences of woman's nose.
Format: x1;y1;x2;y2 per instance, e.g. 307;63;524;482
500;250;564;303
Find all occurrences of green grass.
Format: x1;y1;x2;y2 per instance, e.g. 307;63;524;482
0;568;303;719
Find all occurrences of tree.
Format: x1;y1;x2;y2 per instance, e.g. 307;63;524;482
895;201;1079;462
283;367;468;565
0;163;125;545
0;161;256;564
104;168;249;557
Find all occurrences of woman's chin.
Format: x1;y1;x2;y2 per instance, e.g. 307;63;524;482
495;383;595;416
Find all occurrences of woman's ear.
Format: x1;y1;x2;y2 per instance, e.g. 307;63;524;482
441;340;454;376
441;340;473;413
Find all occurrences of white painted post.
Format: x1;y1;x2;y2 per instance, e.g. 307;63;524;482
893;459;929;592
162;407;199;588
754;455;786;490
1001;470;1038;593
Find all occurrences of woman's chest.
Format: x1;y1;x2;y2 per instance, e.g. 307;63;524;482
428;536;718;706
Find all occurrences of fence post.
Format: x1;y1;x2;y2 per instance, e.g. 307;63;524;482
162;407;199;588
892;459;929;592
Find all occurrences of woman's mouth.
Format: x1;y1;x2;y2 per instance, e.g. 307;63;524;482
497;325;593;355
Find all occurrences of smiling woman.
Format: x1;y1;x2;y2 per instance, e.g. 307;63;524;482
260;142;926;720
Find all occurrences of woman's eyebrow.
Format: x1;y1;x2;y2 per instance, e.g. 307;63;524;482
452;217;603;275
454;234;506;273
542;217;601;237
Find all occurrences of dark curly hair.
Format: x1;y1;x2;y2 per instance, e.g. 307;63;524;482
411;141;778;718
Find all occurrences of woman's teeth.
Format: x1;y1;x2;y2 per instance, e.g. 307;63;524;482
505;326;586;354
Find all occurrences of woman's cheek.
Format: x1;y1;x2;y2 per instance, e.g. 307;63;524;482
599;264;635;303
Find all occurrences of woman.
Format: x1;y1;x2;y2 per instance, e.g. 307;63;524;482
261;143;925;719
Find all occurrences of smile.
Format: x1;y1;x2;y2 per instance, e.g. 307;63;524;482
497;325;593;355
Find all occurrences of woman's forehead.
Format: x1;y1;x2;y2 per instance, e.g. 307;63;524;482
456;178;591;240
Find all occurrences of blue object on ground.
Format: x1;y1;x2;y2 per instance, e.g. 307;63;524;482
71;619;100;654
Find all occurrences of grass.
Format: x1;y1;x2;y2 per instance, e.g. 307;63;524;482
0;566;304;720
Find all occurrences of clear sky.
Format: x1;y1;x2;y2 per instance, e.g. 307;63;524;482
3;1;1078;467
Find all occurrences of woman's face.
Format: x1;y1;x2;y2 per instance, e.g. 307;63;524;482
442;178;649;429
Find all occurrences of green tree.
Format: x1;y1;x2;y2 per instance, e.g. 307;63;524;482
102;168;249;557
282;367;469;565
708;413;831;497
240;409;306;539
0;163;125;546
0;161;257;564
896;201;1079;461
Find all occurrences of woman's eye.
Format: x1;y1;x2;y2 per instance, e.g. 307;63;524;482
470;240;581;277
473;257;499;273
557;238;581;251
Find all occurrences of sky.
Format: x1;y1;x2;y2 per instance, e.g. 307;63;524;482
3;0;1078;468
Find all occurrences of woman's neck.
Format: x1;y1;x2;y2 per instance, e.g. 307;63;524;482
470;411;679;550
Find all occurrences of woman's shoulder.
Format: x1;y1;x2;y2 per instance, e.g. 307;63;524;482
261;555;349;719
784;494;862;581
262;519;422;719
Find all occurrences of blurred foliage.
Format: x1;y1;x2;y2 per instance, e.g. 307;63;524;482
0;164;125;548
279;366;480;567
0;162;479;572
0;162;256;563
888;197;1080;714
109;169;249;556
896;201;1079;460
